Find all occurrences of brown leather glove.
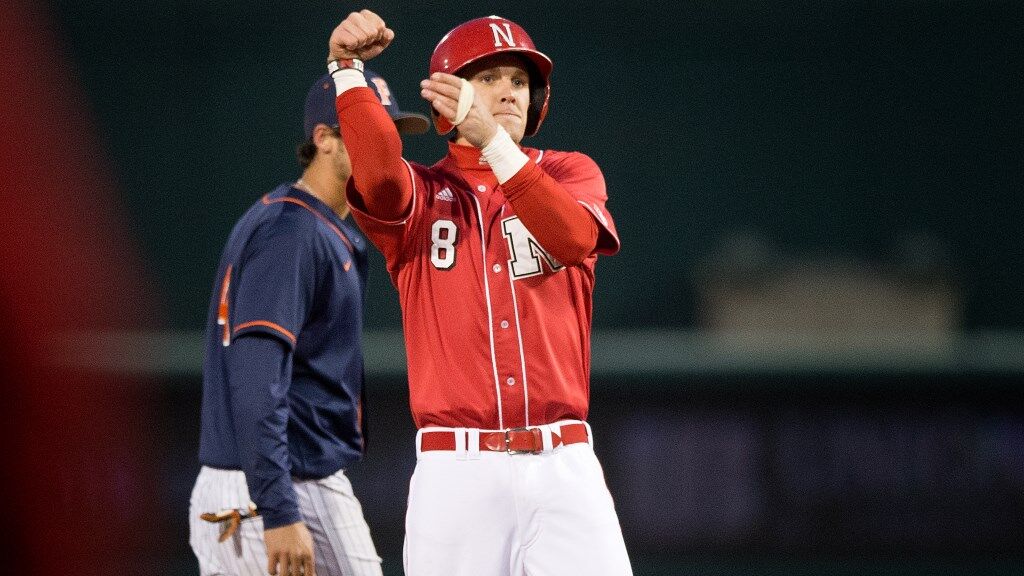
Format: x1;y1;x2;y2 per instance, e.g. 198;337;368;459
200;503;259;542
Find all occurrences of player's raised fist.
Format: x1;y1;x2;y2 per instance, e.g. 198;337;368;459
328;9;393;62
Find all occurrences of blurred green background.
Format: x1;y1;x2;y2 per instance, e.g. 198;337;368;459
50;0;1023;332
37;0;1024;574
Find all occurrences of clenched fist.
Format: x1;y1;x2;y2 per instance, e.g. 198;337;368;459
328;9;393;62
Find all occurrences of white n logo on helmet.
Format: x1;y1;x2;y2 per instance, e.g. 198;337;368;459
489;22;515;47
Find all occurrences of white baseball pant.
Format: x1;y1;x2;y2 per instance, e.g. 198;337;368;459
403;420;633;576
189;466;382;576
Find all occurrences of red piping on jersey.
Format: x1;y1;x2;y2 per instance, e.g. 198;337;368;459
262;194;356;257
233;320;297;345
217;264;232;346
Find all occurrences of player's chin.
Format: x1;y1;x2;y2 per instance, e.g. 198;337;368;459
495;115;526;142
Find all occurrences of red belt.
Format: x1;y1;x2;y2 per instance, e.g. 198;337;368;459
420;423;589;454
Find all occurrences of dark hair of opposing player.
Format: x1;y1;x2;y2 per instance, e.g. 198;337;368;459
296;126;341;168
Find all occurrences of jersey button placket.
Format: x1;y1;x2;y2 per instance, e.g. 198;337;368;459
485;205;525;426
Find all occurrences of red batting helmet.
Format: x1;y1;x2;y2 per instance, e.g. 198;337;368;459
429;16;553;137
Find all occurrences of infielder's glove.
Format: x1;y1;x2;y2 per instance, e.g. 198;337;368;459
199;502;258;542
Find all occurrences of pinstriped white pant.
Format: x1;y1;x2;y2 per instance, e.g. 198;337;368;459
189;467;383;576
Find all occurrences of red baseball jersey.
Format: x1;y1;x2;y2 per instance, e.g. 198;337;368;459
342;96;619;430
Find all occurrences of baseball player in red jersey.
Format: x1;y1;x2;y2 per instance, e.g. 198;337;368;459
326;10;632;575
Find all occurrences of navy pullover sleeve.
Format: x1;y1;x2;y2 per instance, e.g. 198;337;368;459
226;333;302;529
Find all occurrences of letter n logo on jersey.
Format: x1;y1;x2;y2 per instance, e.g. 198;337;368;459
501;216;563;278
490;23;515;47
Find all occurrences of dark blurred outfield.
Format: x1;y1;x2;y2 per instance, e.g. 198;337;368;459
1;0;1022;574
44;0;1024;331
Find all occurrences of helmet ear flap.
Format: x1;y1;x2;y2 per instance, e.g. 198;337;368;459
528;83;552;135
522;60;549;137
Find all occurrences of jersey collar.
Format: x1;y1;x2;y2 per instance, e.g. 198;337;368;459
285;185;353;233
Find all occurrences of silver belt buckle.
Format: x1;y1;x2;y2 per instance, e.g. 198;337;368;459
504;427;531;454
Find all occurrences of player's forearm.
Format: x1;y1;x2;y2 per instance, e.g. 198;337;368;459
335;79;412;221
480;126;598;265
501;162;598;266
226;334;302;529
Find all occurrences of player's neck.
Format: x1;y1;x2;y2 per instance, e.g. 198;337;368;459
447;141;492;172
298;167;350;219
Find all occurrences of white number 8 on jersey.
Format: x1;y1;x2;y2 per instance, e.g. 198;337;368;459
430;219;458;269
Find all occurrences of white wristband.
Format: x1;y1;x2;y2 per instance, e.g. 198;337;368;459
331;68;368;95
481;125;530;184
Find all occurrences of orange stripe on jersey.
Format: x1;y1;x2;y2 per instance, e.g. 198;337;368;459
262;194;356;259
356;398;364;453
233;320;297;345
217;264;232;346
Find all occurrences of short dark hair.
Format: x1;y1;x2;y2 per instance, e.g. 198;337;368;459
295;126;340;168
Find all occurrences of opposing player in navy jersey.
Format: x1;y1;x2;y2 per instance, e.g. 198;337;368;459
189;70;428;576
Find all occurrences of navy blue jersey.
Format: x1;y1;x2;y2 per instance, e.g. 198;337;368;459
197;184;369;528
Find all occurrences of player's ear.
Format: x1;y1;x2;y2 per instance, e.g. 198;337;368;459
312;124;340;154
